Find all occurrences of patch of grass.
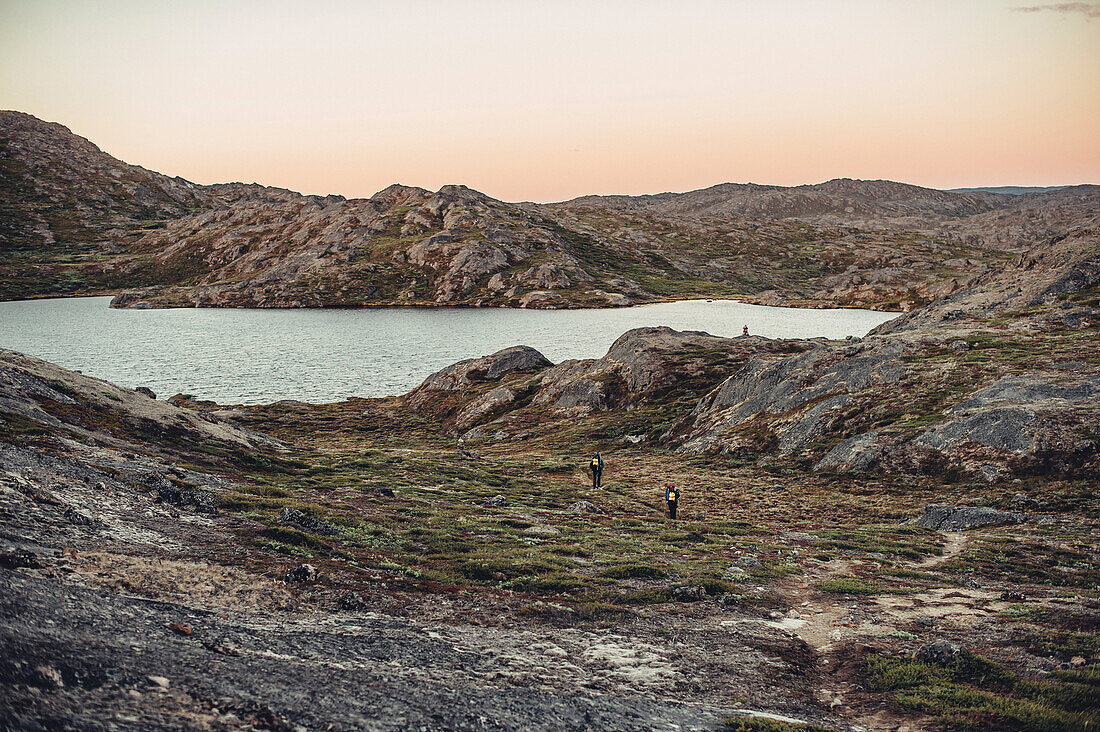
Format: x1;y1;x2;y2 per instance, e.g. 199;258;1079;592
1021;632;1100;662
600;563;667;580
819;577;882;595
939;535;1099;589
812;525;942;561
536;459;575;474
866;653;1099;731
252;538;316;558
217;493;287;511
0;411;49;437
256;526;329;551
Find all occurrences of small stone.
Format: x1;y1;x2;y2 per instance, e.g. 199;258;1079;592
285;563;318;583
671;585;706;602
33;665;63;689
788;610;801;619
147;675;170;689
915;641;966;667
566;500;600;514
279;507;339;536
522;525;560;537
170;622;192;636
135;386;157;399
374;486;395;498
485;494;508;507
337;591;368;612
1070;656;1086;667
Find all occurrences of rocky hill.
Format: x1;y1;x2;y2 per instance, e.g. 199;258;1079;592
6;111;1096;311
398;232;1100;486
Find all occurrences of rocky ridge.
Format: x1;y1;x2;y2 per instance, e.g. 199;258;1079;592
6;110;1097;311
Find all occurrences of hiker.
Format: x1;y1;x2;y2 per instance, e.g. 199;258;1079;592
456;438;475;459
589;452;604;488
742;324;749;336
665;483;679;519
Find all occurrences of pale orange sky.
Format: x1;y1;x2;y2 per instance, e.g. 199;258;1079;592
2;0;1098;202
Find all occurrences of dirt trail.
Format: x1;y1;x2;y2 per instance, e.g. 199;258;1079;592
914;531;969;569
757;531;979;723
776;532;973;655
721;531;977;728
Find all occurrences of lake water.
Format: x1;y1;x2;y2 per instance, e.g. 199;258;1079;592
0;297;896;404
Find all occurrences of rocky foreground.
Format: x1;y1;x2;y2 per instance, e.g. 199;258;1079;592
1;228;1098;729
6;110;1098;313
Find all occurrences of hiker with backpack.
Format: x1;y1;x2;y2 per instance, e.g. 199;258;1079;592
665;483;679;519
589;453;604;488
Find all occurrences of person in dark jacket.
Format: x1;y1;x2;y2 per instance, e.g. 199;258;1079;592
665;483;679;519
589;453;604;488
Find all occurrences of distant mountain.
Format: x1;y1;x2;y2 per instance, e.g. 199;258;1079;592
947;185;1072;196
564;178;1001;223
2;111;1097;311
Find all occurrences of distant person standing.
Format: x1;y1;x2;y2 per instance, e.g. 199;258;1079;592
665;483;679;519
589;452;604;488
742;324;749;336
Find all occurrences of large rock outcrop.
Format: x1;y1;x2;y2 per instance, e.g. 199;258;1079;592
0;349;282;460
532;327;794;416
674;236;1100;481
401;328;804;434
404;346;553;426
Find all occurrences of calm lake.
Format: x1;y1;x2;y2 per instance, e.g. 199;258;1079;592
0;297;896;404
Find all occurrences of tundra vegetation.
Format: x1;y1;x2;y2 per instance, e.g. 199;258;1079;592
0;110;1098;730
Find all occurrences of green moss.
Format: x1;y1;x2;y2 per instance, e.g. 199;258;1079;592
819;577;882;595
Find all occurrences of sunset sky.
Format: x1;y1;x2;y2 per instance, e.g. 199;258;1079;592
2;0;1097;202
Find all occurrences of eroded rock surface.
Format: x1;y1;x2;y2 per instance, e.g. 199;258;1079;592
910;505;1030;531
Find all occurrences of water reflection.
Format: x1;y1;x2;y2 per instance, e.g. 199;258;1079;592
0;297;896;404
